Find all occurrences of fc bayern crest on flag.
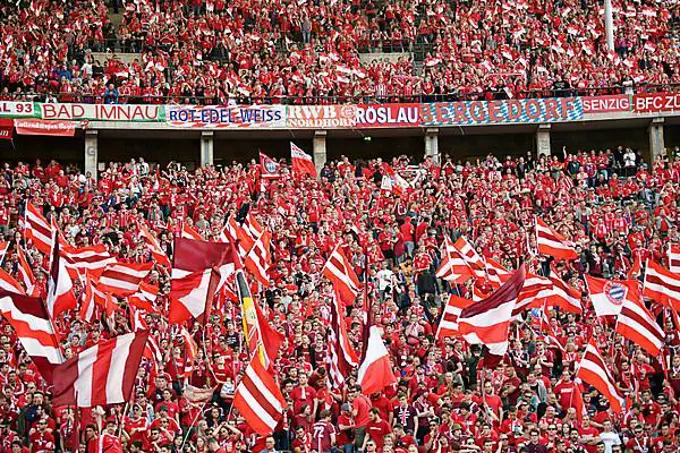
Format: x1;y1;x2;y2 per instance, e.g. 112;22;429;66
604;281;627;306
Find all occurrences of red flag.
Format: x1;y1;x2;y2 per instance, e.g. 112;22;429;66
24;202;52;254
46;222;77;319
643;259;680;311
290;141;317;178
322;242;360;307
259;151;281;179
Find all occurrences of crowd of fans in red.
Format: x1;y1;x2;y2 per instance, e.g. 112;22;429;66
0;0;678;104
0;143;677;453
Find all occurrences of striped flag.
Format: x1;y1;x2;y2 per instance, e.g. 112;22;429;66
485;258;511;288
435;236;474;284
576;341;624;413
16;246;37;296
458;264;526;356
233;354;287;436
544;276;582;313
80;272;116;323
328;288;358;388
436;293;474;339
0;292;65;384
46;222;78;319
669;244;680;274
53;331;149;407
225;213;264;259
0;268;26;295
99;261;153;296
0;241;8;265
180;327;198;378
513;273;553;316
615;285;664;357
138;222;171;268
24;202;52;254
454;236;485;276
181;223;203;241
129;281;159;313
61;244;115;281
643;259;680;311
244;230;272;286
322;242;360;306
535;217;578;260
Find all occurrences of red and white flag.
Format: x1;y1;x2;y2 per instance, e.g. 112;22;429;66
129;281;159;313
0;292;65;384
0;268;26;295
544;276;582;313
435;236;474;284
458;264;526;356
24;202;52;255
454;236;485;277
168;269;220;324
485;258;511;288
643;259;680;311
585;276;634;318
436;293;474;339
80;272;116;323
357;326;398;395
328;288;359;388
669;244;680;274
233;354;287;436
16;246;37;296
244;230;272;286
535;217;578;261
0;241;8;265
138;222;171;268
322;242;360;307
615;286;664;357
576;341;625;413
291;141;317;178
99;261;153;296
52;331;149;407
180;327;198;378
259;151;281;179
171;237;236;321
61;244;115;281
513;273;553;316
225;214;264;259
46;223;78;319
181;223;203;241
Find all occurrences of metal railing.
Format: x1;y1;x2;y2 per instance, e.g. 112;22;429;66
3;84;677;106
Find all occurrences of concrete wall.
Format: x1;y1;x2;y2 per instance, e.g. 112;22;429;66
0;135;85;165
98;138;199;169
439;133;535;161
327;136;424;163
551;127;649;158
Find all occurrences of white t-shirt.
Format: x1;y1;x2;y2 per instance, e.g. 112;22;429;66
600;431;622;453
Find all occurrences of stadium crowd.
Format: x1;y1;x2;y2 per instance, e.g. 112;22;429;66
0;143;677;453
0;0;678;104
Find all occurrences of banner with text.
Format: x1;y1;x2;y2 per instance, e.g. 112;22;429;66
0;102;39;119
15;119;77;136
582;95;631;114
632;93;680;113
287;105;355;128
354;104;421;128
38;103;163;122
421;98;583;126
166;105;286;128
